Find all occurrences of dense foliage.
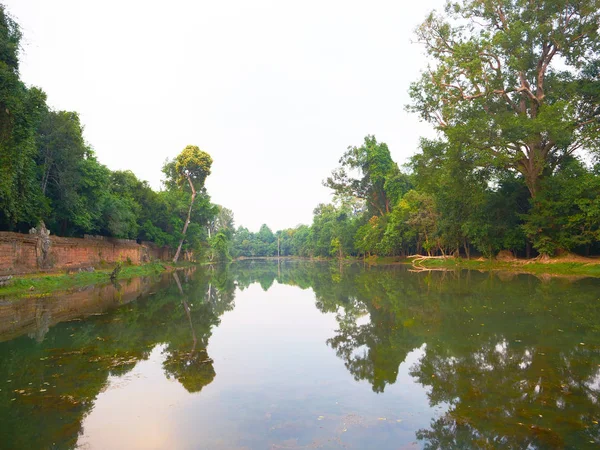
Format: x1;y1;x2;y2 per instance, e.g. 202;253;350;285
233;132;600;259
0;5;233;260
409;0;600;198
406;0;600;257
232;0;600;259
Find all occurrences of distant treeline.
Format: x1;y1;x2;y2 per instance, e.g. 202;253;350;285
0;6;232;260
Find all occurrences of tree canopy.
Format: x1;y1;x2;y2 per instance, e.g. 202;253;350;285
408;0;600;198
324;135;403;217
173;145;213;192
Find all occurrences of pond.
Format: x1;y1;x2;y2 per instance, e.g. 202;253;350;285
0;260;599;449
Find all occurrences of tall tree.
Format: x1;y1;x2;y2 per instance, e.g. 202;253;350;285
207;206;234;261
325;135;399;217
35;110;90;234
167;145;213;262
408;0;600;198
208;205;235;239
0;5;47;229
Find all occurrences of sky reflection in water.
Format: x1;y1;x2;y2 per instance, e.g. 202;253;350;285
0;261;599;449
79;283;436;450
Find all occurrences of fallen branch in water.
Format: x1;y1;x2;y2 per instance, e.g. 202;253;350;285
408;266;452;273
408;255;454;268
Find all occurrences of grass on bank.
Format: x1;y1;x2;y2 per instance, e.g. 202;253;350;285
406;256;600;278
233;254;600;278
0;261;196;300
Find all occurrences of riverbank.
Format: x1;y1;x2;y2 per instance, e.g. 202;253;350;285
0;261;196;300
234;254;600;278
403;255;600;278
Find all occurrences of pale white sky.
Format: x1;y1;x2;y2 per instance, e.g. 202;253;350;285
5;0;440;231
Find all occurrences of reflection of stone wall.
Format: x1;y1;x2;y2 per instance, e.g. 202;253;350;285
0;232;171;275
0;275;170;342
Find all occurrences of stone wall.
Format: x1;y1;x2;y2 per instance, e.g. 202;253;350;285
0;231;171;275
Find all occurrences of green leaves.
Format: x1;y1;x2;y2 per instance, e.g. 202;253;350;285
523;158;600;255
173;145;213;191
324;136;400;217
209;229;232;262
409;0;600;199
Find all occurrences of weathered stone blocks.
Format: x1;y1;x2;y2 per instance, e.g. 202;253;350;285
0;231;170;275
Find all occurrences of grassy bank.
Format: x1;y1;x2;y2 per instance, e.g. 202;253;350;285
0;261;196;300
232;255;600;278
406;256;600;278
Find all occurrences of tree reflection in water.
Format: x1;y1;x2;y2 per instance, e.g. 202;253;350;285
0;260;599;449
231;260;600;448
0;266;236;448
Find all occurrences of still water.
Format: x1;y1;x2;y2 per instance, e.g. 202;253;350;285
0;261;599;449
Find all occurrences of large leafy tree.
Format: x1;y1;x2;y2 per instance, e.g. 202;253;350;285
409;0;600;198
166;145;213;262
310;202;358;258
208;205;235;239
0;5;47;229
411;138;529;257
35;110;90;234
523;158;600;255
207;206;235;261
325;135;400;217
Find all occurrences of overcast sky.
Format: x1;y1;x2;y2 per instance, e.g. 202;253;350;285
5;0;441;231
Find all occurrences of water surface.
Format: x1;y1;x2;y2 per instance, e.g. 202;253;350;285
0;261;599;449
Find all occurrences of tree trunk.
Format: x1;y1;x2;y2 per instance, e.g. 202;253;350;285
519;140;549;199
173;177;196;263
173;272;197;354
41;152;52;195
523;170;540;199
371;192;385;216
